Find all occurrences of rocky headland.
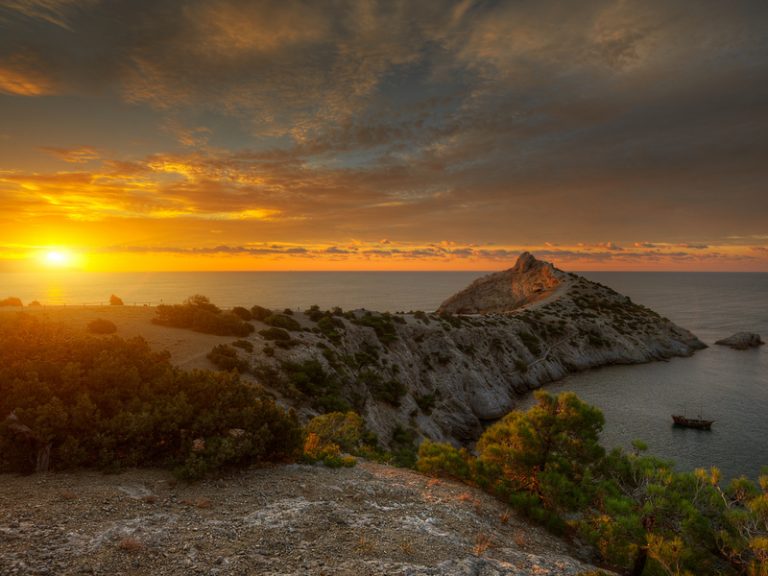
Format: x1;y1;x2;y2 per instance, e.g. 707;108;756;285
232;253;705;447
715;331;764;350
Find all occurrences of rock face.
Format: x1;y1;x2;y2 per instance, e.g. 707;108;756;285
437;252;564;314
234;252;706;448
715;332;764;350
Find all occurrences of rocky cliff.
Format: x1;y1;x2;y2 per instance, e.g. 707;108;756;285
437;252;565;314
238;253;705;448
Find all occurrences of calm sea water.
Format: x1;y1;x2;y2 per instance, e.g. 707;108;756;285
2;270;766;479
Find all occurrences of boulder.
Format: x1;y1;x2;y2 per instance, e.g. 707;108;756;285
715;332;764;350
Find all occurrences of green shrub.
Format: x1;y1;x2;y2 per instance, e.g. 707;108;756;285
414;391;438;414
87;318;117;334
207;344;250;373
389;425;418;468
360;369;406;407
281;359;349;413
317;315;344;343
264;314;301;331
0;315;301;476
351;312;399;345
153;296;254;337
259;327;290;341
416;440;471;481
304;411;364;453
250;305;272;321
518;331;542;356
231;306;252;321
231;339;254;352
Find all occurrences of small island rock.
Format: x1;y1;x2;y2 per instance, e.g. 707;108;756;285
715;332;764;350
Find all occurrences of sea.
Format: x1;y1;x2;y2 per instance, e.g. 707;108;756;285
2;270;767;480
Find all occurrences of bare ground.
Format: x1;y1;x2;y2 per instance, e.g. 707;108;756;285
0;306;230;371
0;461;602;576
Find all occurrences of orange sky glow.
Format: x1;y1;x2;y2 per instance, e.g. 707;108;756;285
1;1;766;273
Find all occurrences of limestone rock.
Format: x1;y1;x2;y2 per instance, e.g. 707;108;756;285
437;252;565;314
715;332;764;350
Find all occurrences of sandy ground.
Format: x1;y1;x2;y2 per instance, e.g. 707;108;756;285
0;306;231;372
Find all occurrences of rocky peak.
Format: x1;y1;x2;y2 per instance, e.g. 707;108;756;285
437;252;567;315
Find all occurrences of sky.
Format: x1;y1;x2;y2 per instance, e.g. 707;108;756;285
1;0;767;272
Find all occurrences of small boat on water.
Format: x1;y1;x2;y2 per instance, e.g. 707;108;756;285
672;414;714;430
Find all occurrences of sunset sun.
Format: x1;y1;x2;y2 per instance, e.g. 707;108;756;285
42;249;74;268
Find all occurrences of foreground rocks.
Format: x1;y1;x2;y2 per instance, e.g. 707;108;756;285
0;462;605;575
715;332;764;350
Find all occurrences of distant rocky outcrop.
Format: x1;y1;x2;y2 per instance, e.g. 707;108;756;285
715;332;764;350
437;252;564;314
232;253;706;449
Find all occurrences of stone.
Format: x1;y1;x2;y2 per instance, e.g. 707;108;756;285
715;332;764;350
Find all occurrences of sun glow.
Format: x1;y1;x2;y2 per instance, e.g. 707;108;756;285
41;249;75;268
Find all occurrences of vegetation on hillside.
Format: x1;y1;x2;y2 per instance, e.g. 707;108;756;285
0;314;300;478
152;295;254;336
417;391;768;576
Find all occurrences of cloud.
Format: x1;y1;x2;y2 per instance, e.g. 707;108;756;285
40;146;100;163
0;52;56;95
0;0;97;29
0;1;767;270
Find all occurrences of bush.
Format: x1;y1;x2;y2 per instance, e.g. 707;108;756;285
351;312;399;345
317;315;344;343
207;344;250;373
0;297;22;307
231;339;254;352
250;305;272;321
231;306;252;321
360;369;406;407
153;296;254;337
416;441;472;481
264;314;301;331
259;327;291;341
281;359;349;413
109;294;124;306
518;331;541;356
0;315;302;476
305;411;364;453
87;318;117;334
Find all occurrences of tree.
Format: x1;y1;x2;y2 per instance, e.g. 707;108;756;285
476;391;605;513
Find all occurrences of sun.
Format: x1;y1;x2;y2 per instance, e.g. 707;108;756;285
42;249;74;268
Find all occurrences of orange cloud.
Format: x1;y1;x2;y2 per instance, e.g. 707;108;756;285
40;146;101;163
0;53;55;96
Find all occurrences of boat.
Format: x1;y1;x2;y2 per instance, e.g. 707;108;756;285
672;414;714;430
